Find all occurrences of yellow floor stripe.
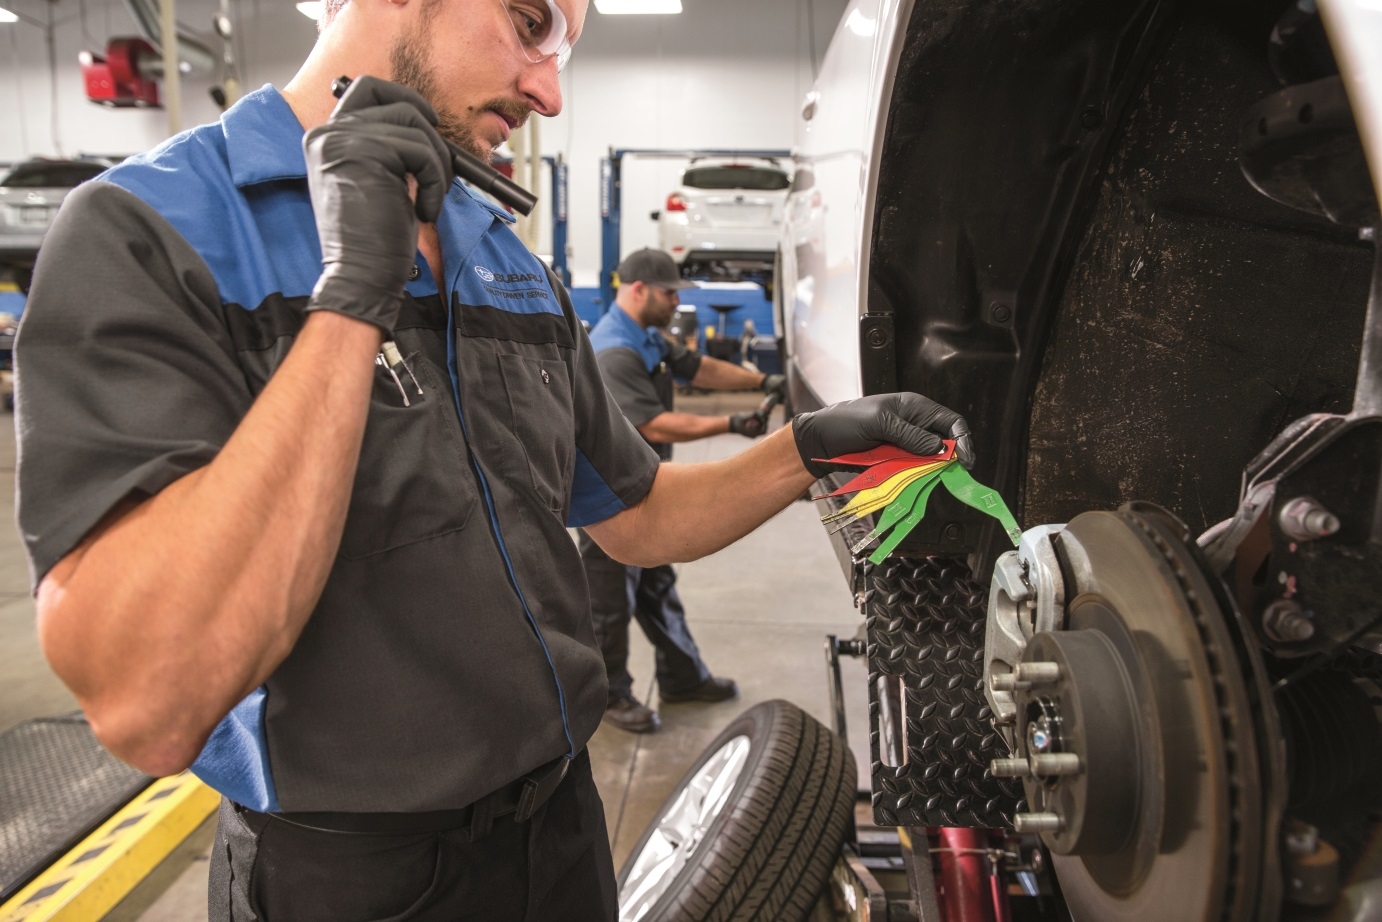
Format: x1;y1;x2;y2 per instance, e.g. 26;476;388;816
0;773;219;922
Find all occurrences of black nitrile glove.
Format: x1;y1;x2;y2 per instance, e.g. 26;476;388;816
792;393;974;477
303;76;454;333
729;409;769;438
760;373;787;400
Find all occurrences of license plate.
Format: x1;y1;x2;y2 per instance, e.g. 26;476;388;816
19;205;52;224
705;203;772;225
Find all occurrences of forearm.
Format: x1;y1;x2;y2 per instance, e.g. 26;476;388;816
691;356;765;391
37;311;381;774
587;424;816;567
637;411;731;443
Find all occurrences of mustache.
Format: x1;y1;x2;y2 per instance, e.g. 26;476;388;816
479;98;532;128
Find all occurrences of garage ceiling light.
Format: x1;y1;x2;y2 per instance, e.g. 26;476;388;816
0;7;19;22
295;1;322;19
595;0;682;13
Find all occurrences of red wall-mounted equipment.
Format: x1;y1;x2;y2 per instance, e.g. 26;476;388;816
81;38;161;108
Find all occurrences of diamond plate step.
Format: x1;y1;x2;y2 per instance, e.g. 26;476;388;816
864;557;1025;828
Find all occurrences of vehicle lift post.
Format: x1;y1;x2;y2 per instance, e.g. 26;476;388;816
541;153;570;288
598;147;791;310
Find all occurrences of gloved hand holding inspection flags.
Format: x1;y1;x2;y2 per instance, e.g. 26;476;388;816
813;441;1021;564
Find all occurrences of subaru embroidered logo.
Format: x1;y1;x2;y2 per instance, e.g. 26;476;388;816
475;266;496;282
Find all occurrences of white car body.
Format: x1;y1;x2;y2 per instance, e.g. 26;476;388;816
780;0;1382;412
657;159;790;274
777;0;914;408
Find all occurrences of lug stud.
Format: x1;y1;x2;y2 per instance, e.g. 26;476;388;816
1016;661;1061;684
990;661;1061;693
1013;812;1063;833
1031;753;1081;776
990;758;1032;778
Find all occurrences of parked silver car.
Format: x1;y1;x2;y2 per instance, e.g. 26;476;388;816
0;158;111;291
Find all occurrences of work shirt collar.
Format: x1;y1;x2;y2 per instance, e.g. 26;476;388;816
223;85;308;188
220;84;517;226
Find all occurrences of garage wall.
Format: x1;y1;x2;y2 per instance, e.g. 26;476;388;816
0;0;319;162
0;0;846;287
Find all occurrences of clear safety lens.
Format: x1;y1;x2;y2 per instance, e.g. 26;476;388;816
504;0;573;72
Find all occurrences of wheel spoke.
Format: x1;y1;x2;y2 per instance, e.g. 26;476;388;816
617;735;752;921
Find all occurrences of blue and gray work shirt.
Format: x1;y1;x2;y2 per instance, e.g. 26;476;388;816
587;306;702;461
14;86;660;814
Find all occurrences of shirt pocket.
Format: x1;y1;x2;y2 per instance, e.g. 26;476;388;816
339;358;478;559
496;352;576;516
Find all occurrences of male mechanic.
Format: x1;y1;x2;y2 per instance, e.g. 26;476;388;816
581;247;786;734
15;0;973;918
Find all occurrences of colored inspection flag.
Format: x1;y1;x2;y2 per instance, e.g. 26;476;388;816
813;440;1020;563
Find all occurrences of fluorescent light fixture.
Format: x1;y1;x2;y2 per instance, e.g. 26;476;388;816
295;1;322;19
595;0;682;13
0;7;19;22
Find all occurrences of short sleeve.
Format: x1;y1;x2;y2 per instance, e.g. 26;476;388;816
549;273;659;527
665;338;703;381
594;348;667;428
15;182;254;587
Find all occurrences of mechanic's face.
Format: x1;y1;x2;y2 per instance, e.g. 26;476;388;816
389;0;585;159
642;284;680;329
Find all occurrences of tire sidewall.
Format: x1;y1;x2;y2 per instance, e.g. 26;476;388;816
615;701;786;917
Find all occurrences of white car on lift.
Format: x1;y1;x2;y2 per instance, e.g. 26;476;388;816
654;158;790;279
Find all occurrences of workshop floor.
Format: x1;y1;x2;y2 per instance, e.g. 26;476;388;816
0;391;871;919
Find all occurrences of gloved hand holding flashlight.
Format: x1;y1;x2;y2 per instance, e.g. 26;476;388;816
303;76;454;334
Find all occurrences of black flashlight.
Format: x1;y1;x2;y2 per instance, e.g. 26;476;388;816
331;75;538;217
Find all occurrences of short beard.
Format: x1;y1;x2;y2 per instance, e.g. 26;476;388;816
389;24;485;160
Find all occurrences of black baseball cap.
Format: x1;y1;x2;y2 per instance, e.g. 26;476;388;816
616;248;697;290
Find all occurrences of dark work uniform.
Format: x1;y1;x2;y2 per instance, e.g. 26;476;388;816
579;306;711;702
16;86;659;921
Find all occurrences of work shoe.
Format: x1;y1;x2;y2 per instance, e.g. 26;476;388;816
603;695;661;733
659;676;739;704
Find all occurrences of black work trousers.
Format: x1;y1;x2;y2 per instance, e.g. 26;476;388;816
577;530;710;702
206;749;616;922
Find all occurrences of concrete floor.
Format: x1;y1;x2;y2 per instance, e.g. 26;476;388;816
0;391;871;919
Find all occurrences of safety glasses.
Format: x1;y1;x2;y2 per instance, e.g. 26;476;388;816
501;0;574;73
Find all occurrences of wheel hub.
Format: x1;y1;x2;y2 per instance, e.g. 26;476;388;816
984;505;1281;921
1007;624;1149;861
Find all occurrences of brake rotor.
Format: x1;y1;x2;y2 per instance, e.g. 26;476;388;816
1003;505;1281;922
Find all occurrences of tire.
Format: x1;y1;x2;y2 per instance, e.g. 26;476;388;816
616;699;856;922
